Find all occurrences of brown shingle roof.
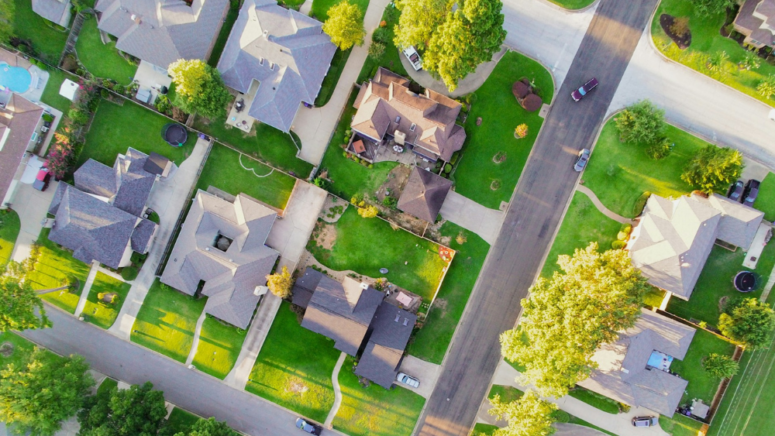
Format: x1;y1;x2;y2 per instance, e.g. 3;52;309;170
397;167;452;222
0;94;44;203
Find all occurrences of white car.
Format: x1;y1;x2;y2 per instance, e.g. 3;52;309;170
396;372;420;388
402;46;422;71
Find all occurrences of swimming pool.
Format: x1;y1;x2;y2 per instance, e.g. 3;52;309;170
0;62;32;93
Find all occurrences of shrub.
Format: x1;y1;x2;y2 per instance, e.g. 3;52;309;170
382;196;397;208
114;84;125;94
740;50;761;71
121;267;139;281
450;151;460;165
758;75;775;99
551;410;570;423
155;95;171;114
617;231;629;241
514;124;528;138
357;205;378;218
379;20;387;27
611;240;626;250
372;27;390;44
100;89;109;99
669;17;690;38
703;353;739;379
368;42;386;59
614;100;665;145
444;164;452;174
633;191;651;216
68;108;89;125
646;137;673;160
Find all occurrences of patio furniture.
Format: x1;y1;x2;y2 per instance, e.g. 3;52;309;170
393;145;404;153
235;99;245;112
691;400;710;419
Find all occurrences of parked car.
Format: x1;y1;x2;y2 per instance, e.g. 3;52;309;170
574;148;590;172
33;168;51;192
631;416;659;427
295;418;322;435
402;46;423;71
743;179;760;207
396;372;420;388
728;180;744;202
571;78;599;102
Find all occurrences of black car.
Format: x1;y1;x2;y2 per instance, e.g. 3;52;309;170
742;179;760;207
728;180;744;201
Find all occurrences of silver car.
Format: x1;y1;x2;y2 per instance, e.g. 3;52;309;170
402;46;422;71
574;148;590;172
396;372;420;388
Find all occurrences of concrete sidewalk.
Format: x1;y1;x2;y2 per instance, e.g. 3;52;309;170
576;185;630;224
324;352;347;428
266;181;327;271
439;191;504;245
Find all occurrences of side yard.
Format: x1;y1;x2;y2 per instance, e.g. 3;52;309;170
81;272;131;329
356;5;407;83
74;16;137;85
28;229;90;314
191;315;247;380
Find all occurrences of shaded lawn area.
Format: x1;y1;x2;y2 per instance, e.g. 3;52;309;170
407;222;489;363
568;386;619;414
196;143;296;210
583;121;705;218
81;272;131;329
0;332;36;370
28;228;90;313
0;209;21;266
454;51;554;209
97;377;118;395
307;207;449;300
278;0;306;9
671;329;734;405
207;0;241;67
549;0;595;9
471;424;499;436
191;315;247;379
10;0;70;62
652;0;775;108
489;384;523;403
660;415;704;436
754;172;775;221
540;191;621;278
311;0;369;21
333;356;425;436
130;280;206;363
245;302;339;423
41;68;79;113
667;241;775;326
75;17;137;84
81;99;196;167
357;5;408;83
164;408;201;435
567;417;617;436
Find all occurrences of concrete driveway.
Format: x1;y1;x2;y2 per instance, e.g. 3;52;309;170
397;355;441;399
439;192;504;245
10;180;59;262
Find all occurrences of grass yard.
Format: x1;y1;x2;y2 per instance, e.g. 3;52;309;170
164;408;201;435
130;280;206;363
191;315;247;379
453;51;554;209
311;0;369;21
97;377;118;395
567;417;617;436
207;0;241;67
81;272;131;329
307;207;449;300
660;414;704;436
671;329;735;405
0;332;36;370
754;172;775;221
0;209;20;266
357;5;408;83
652;0;775;108
407;222;490;363
9;0;70;62
583;121;706;218
41;68;79;113
75;17;137;84
82;99;196;167
540;192;622;278
333;356;425;436
245;302;340;422
28;229;90;313
489;385;523;403
471;424;499;436
567;386;620;414
278;0;306;9
196;143;296;210
548;0;595;9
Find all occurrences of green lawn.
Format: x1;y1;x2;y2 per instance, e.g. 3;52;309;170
540;192;622;278
567;417;617;436
583;121;706;218
548;0;595;9
333;356;425;436
357;5;408;83
130;280;206;363
75;16;137;84
660;414;704;436
207;0;241;67
0;209;20;266
278;0;306;9
471;424;499;436
652;0;775;108
9;0;70;62
454;51;554;209
407;222;490;363
489;384;523;403
82;99;197;167
311;0;369;21
754;172;775;221
28;228;90;313
307;207;449;300
196;143;296;210
567;386;620;414
316;48;350;107
81;272;131;329
0;332;36;370
41;68;79;113
97;377;118;395
191;315;247;379
671;329;735;405
164;408;201;435
245;302;340;423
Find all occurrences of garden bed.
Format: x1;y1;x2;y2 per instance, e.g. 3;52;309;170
660;14;692;49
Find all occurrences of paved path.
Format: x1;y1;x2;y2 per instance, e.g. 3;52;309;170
10;180;59;263
439;192;504;245
399;47;507;98
299;0;312;15
74;261;99;317
575;185;630;224
185;310;208;366
324;352;347;428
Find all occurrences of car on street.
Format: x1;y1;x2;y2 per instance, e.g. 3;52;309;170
574;148;590;172
295;418;322;435
33;168;51;191
742;179;760;207
631;416;659;427
571;78;599;102
728;180;744;202
396;372;420;388
402;46;422;71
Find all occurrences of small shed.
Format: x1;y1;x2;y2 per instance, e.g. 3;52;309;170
521;93;543;112
59;79;80;102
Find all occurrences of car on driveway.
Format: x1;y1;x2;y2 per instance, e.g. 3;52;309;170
396;372;420;388
571;78;599;102
742;179;760;207
631;416;659;427
728;180;744;202
574;149;590;172
33;168;51;191
402;46;422;71
295;418;322;435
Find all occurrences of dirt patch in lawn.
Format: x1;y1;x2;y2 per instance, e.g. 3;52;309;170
493;152;507;164
286;378;310;394
490;180;501;191
431;298;448;317
376;165;411;202
0;342;13;358
719;296;730;314
313;222;337;250
660;14;691;49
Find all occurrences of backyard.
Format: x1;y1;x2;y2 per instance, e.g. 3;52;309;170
191;315;247;379
754;172;775;221
41;68;79;113
453;50;555;209
357;5;407;83
333;356;425;436
28;229;90;313
672;329;736;405
130;280;206;363
660;414;705;436
307;207;449;301
75;16;137;85
245;302;340;423
9;0;70;62
0;209;20;266
550;0;595;9
81;272;131;329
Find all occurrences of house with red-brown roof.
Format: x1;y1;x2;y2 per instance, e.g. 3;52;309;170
735;0;775;48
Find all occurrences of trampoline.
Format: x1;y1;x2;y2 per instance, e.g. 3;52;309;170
734;271;758;293
161;123;188;147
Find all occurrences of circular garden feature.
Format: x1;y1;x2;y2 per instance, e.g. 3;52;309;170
161;123;188;147
734;271;758;293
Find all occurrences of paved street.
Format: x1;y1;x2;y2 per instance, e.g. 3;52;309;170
414;0;658;434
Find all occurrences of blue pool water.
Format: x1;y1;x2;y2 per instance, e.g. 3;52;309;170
0;62;32;93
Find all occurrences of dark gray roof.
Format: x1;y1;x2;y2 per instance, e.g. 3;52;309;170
216;0;336;132
32;0;70;26
131;218;157;253
48;182;68;215
74;159;117;198
398;167;453;222
143;152;172;177
95;0;230;69
291;267;323;309
354;302;416;389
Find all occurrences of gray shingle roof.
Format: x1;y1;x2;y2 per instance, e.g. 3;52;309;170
398;167;453;222
131;218;157;253
143;152;172;177
354;302;416;389
216;0;336;132
160;190;279;329
32;0;71;26
0;93;44;203
291;267;323;309
94;0;229;69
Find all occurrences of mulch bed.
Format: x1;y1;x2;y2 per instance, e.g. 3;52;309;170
660;14;692;49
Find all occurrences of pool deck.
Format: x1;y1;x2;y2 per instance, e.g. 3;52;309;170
0;47;49;104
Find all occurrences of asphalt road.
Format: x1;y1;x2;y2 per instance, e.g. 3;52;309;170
414;1;659;435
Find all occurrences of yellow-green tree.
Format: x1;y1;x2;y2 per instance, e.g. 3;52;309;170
488;390;557;436
168;59;232;118
266;266;293;299
394;0;449;50
322;1;365;50
358;205;379;218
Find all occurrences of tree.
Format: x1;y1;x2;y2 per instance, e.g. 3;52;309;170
174;418;239;436
500;243;649;397
692;0;734;18
168;60;232;119
515;124;528;138
78;381;167;436
707;51;730;78
703;353;739;379
0;276;50;332
393;0;449;50
613;100;665;145
423;0;506;91
357;205;379;218
266;266;293;299
757;75;775;99
681;145;743;194
488;390;557;436
0;349;93;436
322;1;365;51
719;298;775;349
0;0;15;44
740;50;761;71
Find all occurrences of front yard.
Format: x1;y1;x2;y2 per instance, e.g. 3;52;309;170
356;5;407;84
75;16;137;85
9;0;70;62
754;172;775;221
191;315;247;379
28;229;90;313
81;272;131;329
0;332;36;369
0;209;20;266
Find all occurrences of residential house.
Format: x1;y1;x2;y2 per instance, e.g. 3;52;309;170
216;0;336;132
398;167;452;222
161;190;280;329
578;309;696;417
0;92;46;208
734;0;775;48
628;193;764;300
354;302;417;389
351;67;466;162
32;0;72;28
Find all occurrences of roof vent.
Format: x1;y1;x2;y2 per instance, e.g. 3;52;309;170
395;116;401;123
403;318;408;326
205;247;210;251
394;314;400;322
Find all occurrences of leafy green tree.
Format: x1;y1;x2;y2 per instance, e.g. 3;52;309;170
500;243;649;397
0;349;93;436
0;0;14;43
394;0;449;50
613;100;665;145
488;390;557;436
322;1;366;51
168;60;232;119
174;418;238;436
78;381;167;436
681;145;743;194
266;266;292;299
0;276;50;332
719;298;775;349
692;0;735;18
757;75;775;99
703;353;739;379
